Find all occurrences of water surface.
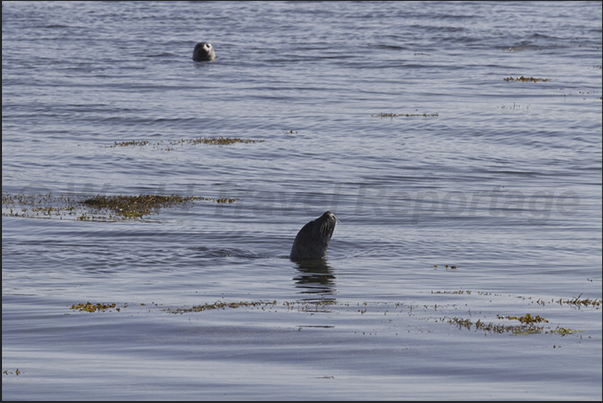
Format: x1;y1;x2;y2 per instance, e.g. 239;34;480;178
2;1;602;400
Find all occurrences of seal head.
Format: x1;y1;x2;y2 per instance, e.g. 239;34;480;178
290;211;337;260
192;42;215;62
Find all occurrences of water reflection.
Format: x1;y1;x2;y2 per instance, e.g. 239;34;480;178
292;260;336;302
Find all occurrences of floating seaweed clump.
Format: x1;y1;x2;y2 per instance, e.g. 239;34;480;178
3;369;22;376
446;312;586;336
166;300;278;314
107;137;264;149
497;313;548;324
446;316;544;335
3;193;77;219
108;140;154;148
3;192;239;221
82;194;196;219
373;112;439;118
70;302;119;313
81;194;239;220
170;137;265;146
504;76;550;82
431;289;471;295
550;327;584;336
432;264;457;269
165;300;339;315
556;294;601;308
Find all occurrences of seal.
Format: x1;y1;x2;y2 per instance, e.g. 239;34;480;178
290;211;337;260
192;42;215;62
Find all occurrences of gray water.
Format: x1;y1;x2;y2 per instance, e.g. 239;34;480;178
2;1;602;400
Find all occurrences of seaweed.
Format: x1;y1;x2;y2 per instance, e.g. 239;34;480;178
165;300;278;314
3;192;239;221
503;76;550;82
446;316;544;335
433;264;457;269
497;313;549;324
70;302;120;313
107;137;265;149
2;369;22;376
372;112;439;118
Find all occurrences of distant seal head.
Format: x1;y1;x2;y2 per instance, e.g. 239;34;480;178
290;211;337;260
192;42;215;62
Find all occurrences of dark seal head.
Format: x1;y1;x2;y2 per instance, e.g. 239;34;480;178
290;211;337;260
192;42;215;62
